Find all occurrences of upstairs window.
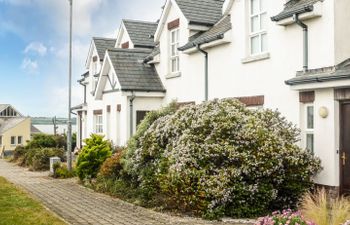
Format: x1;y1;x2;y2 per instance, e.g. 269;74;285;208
249;0;268;55
10;136;16;146
169;28;180;73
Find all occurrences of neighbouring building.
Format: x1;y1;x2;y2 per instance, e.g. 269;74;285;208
31;117;77;135
0;104;31;157
73;0;350;195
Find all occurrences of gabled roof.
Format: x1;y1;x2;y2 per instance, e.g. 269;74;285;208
107;48;165;92
122;20;158;48
286;58;350;85
93;37;117;60
0;118;27;134
179;15;231;51
175;0;225;26
31;125;42;134
0;104;10;113
271;0;322;22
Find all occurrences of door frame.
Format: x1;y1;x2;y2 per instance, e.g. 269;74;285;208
339;101;350;195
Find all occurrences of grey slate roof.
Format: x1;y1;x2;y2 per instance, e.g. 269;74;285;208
107;48;165;92
123;20;158;48
31;125;42;134
179;15;231;51
271;0;322;22
175;0;225;26
286;58;350;85
0;118;26;134
93;37;116;60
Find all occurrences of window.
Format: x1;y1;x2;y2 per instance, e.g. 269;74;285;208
169;29;180;73
94;114;103;134
10;136;16;146
305;105;314;153
0;136;2;146
136;111;150;127
249;0;268;55
18;136;23;145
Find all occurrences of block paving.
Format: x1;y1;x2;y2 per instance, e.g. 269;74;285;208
0;160;255;225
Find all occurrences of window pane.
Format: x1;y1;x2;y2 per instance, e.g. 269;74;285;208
307;106;314;129
251;35;260;55
306;134;314;153
171;31;176;43
171;59;177;72
251;0;259;15
261;33;268;52
251;16;259;33
260;12;268;30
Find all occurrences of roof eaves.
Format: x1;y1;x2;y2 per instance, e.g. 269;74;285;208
271;5;314;22
178;33;225;51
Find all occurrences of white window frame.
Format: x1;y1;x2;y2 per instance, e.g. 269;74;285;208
169;28;180;74
305;104;314;153
249;0;268;56
94;114;103;134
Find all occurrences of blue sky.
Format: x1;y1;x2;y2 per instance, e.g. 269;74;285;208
0;0;164;117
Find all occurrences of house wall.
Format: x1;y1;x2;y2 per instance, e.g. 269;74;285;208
334;0;350;64
1;118;31;151
118;25;134;49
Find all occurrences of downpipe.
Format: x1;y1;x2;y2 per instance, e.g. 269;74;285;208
196;45;209;101
293;14;308;72
129;92;136;137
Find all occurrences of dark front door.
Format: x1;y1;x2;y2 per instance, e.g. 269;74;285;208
340;102;350;195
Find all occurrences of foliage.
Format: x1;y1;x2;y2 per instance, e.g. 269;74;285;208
52;162;76;179
123;101;178;175
0;176;66;225
98;149;125;179
76;134;112;181
301;189;350;225
31;148;65;171
12;146;27;162
255;210;315;225
26;134;66;150
126;98;321;218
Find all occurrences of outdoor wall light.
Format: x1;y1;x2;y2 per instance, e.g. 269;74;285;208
319;106;329;118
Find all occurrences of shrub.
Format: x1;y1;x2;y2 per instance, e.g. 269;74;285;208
31;148;65;171
255;210;315;225
52;163;76;179
26;134;66;149
127;99;321;218
99;149;125;179
301;189;350;225
12;146;27;162
76;134;112;181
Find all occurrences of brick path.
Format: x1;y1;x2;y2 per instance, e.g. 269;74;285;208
0;160;255;225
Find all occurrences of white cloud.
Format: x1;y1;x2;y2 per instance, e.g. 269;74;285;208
24;42;47;56
21;58;38;73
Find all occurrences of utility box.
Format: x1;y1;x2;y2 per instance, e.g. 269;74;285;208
50;157;61;174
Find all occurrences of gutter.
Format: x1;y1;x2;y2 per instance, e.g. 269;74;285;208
271;5;314;22
293;14;309;72
197;45;209;101
178;34;225;51
286;74;350;86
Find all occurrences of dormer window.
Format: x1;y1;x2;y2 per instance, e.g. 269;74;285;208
249;0;268;55
169;28;180;73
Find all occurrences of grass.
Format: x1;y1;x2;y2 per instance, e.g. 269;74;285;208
0;176;66;225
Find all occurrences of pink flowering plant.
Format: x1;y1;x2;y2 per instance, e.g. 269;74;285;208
255;210;316;225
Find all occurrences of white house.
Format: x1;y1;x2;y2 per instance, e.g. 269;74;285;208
73;0;350;195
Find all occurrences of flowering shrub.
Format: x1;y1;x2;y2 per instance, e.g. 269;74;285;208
126;99;321;218
344;221;350;225
99;149;125;179
255;210;315;225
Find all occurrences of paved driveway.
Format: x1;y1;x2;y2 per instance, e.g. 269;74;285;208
0;160;254;225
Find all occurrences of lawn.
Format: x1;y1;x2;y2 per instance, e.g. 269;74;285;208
0;176;66;225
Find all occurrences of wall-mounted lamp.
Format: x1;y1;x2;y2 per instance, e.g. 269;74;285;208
319;106;329;118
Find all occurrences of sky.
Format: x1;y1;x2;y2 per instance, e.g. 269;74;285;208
0;0;165;117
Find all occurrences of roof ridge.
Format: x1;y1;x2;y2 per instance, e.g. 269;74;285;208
93;37;116;41
122;19;158;25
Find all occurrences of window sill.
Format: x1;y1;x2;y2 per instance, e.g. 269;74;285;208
165;72;181;79
241;52;270;64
